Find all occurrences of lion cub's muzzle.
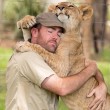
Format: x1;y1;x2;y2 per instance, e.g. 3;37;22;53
55;9;70;19
56;5;65;10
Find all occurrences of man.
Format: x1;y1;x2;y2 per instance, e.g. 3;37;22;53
6;12;107;110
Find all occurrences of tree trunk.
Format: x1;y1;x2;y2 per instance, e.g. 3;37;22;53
92;0;107;53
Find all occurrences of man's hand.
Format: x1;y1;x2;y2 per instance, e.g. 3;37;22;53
87;82;107;110
85;59;107;110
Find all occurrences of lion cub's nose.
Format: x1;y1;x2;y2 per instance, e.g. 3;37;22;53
58;6;65;10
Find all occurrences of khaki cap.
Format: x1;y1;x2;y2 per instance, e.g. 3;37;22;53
36;12;65;33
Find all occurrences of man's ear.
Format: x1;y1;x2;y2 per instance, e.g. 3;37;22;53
78;5;93;20
31;28;39;43
31;27;37;34
48;4;56;12
31;28;38;38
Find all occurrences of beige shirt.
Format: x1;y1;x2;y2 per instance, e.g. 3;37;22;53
6;51;59;110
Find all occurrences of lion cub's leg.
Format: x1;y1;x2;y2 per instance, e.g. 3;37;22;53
17;15;36;41
15;41;53;58
15;41;69;76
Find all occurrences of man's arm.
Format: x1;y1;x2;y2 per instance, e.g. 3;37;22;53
95;69;106;84
42;61;107;110
41;61;97;96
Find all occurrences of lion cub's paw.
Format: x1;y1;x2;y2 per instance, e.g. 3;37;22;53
15;41;32;52
17;15;36;29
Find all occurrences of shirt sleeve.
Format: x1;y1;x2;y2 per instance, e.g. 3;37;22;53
18;51;56;87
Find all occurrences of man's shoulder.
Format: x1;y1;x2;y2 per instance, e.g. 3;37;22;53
13;51;43;63
17;51;42;58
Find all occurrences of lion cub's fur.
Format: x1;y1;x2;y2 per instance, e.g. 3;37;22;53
16;2;110;110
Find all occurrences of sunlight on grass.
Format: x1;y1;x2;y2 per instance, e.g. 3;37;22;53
0;72;6;110
0;47;13;110
0;47;13;70
58;98;69;110
100;48;110;62
98;62;110;92
96;47;110;62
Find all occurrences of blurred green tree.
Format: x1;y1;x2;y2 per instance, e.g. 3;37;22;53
3;0;46;39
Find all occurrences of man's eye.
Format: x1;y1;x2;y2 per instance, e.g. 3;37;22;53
48;28;53;33
48;30;53;33
58;32;62;37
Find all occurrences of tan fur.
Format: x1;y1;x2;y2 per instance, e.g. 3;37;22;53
17;15;36;41
16;2;110;110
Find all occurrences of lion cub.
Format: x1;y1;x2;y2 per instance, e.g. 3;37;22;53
16;2;110;110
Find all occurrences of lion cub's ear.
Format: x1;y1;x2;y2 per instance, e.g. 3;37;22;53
79;5;93;20
48;4;56;12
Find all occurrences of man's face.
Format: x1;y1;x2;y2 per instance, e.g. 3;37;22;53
35;26;62;53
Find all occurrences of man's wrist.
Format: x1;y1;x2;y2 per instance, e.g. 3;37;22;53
99;82;108;92
95;69;105;84
89;62;97;76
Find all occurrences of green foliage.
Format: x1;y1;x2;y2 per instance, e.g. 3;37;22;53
3;0;47;39
100;47;110;62
3;0;45;25
95;46;110;62
58;98;69;110
98;62;110;92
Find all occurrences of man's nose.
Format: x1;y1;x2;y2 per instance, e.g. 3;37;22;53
52;32;59;39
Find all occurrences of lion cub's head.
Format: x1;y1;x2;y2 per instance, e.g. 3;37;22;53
48;2;93;31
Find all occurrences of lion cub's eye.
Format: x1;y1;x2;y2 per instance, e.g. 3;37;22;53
69;5;74;8
56;5;58;8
